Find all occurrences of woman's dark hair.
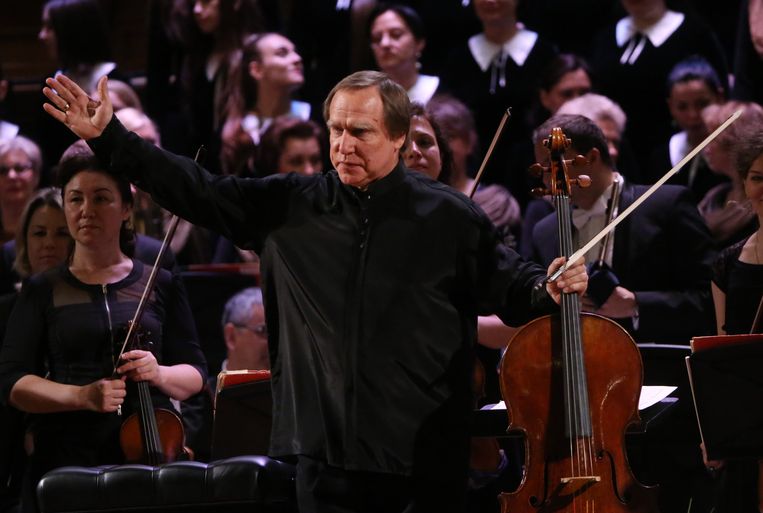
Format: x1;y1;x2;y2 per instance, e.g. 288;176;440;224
733;126;763;181
44;0;112;68
257;115;325;176
367;3;426;42
409;102;454;185
665;55;723;98
538;53;591;93
56;140;136;256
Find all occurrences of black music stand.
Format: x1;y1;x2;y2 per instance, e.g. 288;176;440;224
686;339;763;461
211;372;273;460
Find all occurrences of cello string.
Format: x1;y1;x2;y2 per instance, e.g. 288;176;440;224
554;192;577;480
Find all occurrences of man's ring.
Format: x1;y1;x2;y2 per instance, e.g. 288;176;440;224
63;102;70;112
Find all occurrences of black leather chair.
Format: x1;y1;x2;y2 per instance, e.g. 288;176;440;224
36;455;296;513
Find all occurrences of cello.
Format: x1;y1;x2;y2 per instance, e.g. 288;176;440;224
498;128;658;512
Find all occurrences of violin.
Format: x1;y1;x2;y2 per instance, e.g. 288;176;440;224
497;128;658;512
117;323;189;465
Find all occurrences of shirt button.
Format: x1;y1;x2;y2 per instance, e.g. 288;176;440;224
359;243;365;249
363;218;369;224
366;194;371;200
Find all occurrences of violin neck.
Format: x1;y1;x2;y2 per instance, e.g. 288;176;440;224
137;381;165;466
553;193;593;439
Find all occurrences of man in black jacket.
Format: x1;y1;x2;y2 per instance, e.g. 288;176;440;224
43;70;587;513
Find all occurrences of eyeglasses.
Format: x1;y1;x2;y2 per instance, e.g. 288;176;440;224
235;323;268;336
0;163;34;176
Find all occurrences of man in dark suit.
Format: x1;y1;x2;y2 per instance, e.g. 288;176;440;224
528;113;717;344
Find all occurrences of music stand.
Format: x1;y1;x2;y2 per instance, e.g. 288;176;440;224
686;335;763;460
211;370;272;460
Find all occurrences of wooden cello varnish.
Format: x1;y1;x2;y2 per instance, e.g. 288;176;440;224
498;128;658;512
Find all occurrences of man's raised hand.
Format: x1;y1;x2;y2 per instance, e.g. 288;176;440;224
43;74;113;140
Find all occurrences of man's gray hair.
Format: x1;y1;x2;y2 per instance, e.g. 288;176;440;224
557;93;627;136
221;287;263;330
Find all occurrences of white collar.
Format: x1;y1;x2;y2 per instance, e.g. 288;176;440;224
407;75;440;105
668;131;690;167
468;28;539;72
615;10;684;48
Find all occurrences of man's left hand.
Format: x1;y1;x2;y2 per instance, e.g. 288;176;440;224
546;257;588;305
582;286;637;318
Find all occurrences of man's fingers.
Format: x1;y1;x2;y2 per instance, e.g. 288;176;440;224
42;102;67;124
55;73;88;99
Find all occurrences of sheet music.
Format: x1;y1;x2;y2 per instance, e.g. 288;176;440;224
487;385;677;411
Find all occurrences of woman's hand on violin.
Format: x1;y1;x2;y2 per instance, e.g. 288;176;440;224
42;74;112;140
80;377;126;413
117;349;164;387
546;256;588;304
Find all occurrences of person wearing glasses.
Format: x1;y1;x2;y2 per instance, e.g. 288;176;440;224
0;136;42;245
220;287;269;374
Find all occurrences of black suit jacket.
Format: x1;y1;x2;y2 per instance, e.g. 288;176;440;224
530;182;717;343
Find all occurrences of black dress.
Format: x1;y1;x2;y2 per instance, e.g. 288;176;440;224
0;260;206;508
709;238;763;513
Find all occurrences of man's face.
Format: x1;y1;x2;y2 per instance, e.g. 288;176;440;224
327;87;405;188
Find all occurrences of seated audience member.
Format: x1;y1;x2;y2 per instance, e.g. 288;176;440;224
368;4;440;105
116;107;217;266
182;286;268;462
649;55;726;199
528;113;716;344
221;32;308;176
256;115;325;176
0;187;71;513
0;145;206;513
590;0;728;174
0;137;42;244
556;92;630;174
700;101;763;249
531;53;592;128
425;95;521;247
106;79;143;112
708;122;763;513
442;0;558;206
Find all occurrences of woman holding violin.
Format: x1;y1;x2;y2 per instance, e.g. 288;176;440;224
0;142;206;513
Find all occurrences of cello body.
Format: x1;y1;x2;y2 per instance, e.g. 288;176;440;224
499;313;658;512
499;127;658;512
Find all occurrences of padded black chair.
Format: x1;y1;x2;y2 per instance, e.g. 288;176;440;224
36;455;296;513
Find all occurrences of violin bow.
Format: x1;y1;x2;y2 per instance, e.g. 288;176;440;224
547;108;743;282
468;108;511;199
112;146;206;413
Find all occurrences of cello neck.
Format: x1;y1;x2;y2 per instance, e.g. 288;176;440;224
547;128;593;439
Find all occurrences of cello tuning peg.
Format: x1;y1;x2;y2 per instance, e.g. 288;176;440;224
575;175;592;188
531;187;550;197
528;163;547;177
571;155;588;166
